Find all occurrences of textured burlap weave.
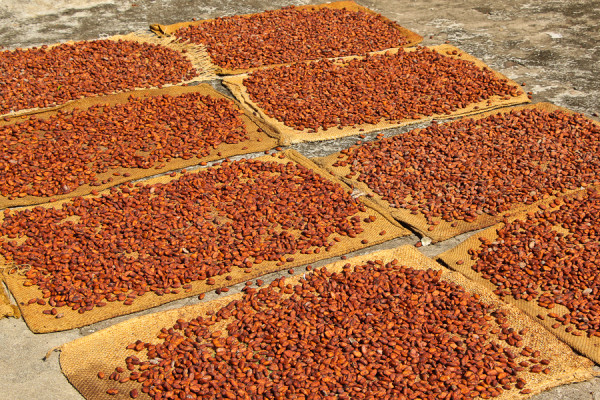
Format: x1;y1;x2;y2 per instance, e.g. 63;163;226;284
0;276;20;319
315;102;599;242
437;190;600;364
149;1;423;75
222;44;530;145
1;32;216;119
60;246;595;400
2;149;409;333
0;83;278;210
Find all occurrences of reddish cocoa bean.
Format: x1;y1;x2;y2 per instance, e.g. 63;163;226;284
332;108;600;226
174;6;410;69
0;39;197;114
0;92;248;198
243;47;523;132
472;189;600;337
0;159;370;314
109;261;544;399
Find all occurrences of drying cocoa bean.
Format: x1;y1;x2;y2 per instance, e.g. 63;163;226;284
0;158;369;314
0;92;247;198
0;39;197;114
105;260;545;399
471;189;600;337
243;47;523;132
333;108;600;226
174;6;409;69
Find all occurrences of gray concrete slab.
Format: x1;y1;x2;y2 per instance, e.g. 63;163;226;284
0;1;599;399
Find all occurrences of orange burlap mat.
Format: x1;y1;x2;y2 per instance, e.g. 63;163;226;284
150;1;423;75
222;44;530;145
437;189;600;365
0;276;20;319
1;32;216;119
60;246;595;400
315;102;599;242
0;83;278;210
2;149;409;333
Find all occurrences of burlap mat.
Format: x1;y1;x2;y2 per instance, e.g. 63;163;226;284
314;102;599;242
149;1;423;75
1;32;216;119
437;190;600;365
222;44;530;145
0;83;278;210
60;245;595;400
0;276;20;319
2;149;409;333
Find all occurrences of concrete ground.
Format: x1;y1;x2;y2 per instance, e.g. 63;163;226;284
0;1;599;399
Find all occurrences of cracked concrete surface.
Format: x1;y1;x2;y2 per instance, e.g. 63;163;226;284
0;1;599;399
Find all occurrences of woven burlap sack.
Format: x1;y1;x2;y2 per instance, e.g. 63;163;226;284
315;102;600;242
60;245;595;400
1;149;409;333
149;1;423;75
222;44;530;146
437;190;600;365
1;32;216;119
0;83;279;210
